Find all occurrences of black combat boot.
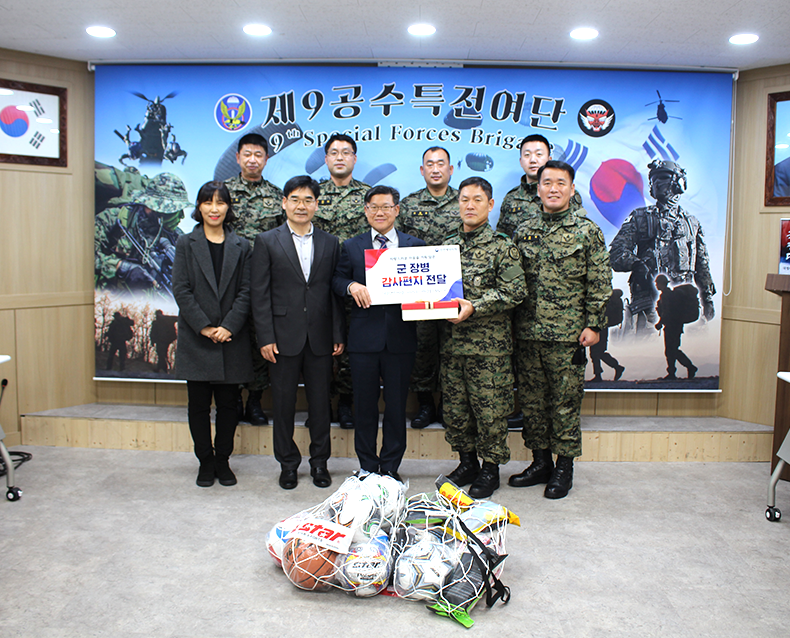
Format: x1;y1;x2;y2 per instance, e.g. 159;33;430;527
468;461;500;499
338;394;354;429
214;456;237;486
507;410;524;431
410;392;437;429
245;391;268;425
446;450;480;487
508;448;554;487
544;455;574;499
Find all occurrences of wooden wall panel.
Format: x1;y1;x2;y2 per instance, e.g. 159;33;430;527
15;305;96;414
0;48;96;428
595;393;658;416
0;310;20;444
718;315;779;425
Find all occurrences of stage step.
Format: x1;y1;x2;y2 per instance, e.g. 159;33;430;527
20;404;772;463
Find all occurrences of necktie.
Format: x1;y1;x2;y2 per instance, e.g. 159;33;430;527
376;234;388;250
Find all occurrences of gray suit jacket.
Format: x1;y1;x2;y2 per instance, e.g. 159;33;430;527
173;226;253;383
251;223;344;357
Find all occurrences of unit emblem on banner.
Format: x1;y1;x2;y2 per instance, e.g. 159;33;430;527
578;98;615;137
215;93;252;132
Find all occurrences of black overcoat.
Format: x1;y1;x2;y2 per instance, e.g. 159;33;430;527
173;226;253;384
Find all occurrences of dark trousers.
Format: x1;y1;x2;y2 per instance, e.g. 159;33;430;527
186;381;239;462
269;341;333;471
349;349;415;474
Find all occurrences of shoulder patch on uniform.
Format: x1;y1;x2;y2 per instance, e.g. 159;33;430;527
507;246;521;261
500;262;524;282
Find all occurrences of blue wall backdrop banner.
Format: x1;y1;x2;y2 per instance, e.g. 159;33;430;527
93;64;732;390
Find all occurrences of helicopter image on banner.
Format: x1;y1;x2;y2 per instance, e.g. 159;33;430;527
114;91;184;166
646;90;681;124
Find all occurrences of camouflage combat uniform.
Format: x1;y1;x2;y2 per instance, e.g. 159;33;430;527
314;178;371;242
95;162;148;215
497;175;582;239
398;185;459;394
224;174;284;242
95;172;188;295
441;223;527;465
513;206;612;458
224;173;284;393
315;178;371;397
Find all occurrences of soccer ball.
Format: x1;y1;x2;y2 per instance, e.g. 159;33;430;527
374;475;405;526
392;537;456;602
338;533;391;597
335;488;380;541
266;512;309;564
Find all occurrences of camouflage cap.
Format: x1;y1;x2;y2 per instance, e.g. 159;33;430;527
131;172;190;213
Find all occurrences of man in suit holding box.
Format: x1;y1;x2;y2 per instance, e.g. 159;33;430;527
332;185;426;482
251;175;345;490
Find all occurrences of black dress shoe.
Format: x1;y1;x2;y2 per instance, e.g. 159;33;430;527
381;470;403;483
279;469;298;490
311;467;332;488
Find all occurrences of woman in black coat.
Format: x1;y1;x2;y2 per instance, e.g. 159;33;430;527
173;181;253;487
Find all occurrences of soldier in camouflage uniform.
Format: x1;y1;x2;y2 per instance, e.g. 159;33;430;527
509;160;612;500
95;172;189;296
496;134;583;239
441;177;527;499
398;147;459;429
609;160;715;331
95;162;149;215
314;134;371;428
224;133;284;425
495;135;583;430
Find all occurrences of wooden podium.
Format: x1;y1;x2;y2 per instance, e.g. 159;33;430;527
766;273;790;480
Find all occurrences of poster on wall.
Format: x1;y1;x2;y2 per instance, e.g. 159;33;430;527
93;64;732;390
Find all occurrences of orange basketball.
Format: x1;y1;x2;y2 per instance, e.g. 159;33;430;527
282;537;339;591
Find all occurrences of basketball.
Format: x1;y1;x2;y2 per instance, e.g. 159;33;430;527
282;537;339;591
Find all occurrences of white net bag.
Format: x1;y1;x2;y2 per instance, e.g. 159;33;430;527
266;473;407;595
390;476;519;627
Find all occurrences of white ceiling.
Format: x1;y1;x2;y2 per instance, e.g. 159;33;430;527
1;0;789;71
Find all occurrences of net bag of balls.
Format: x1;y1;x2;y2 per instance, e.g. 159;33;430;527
268;473;408;596
390;476;519;627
